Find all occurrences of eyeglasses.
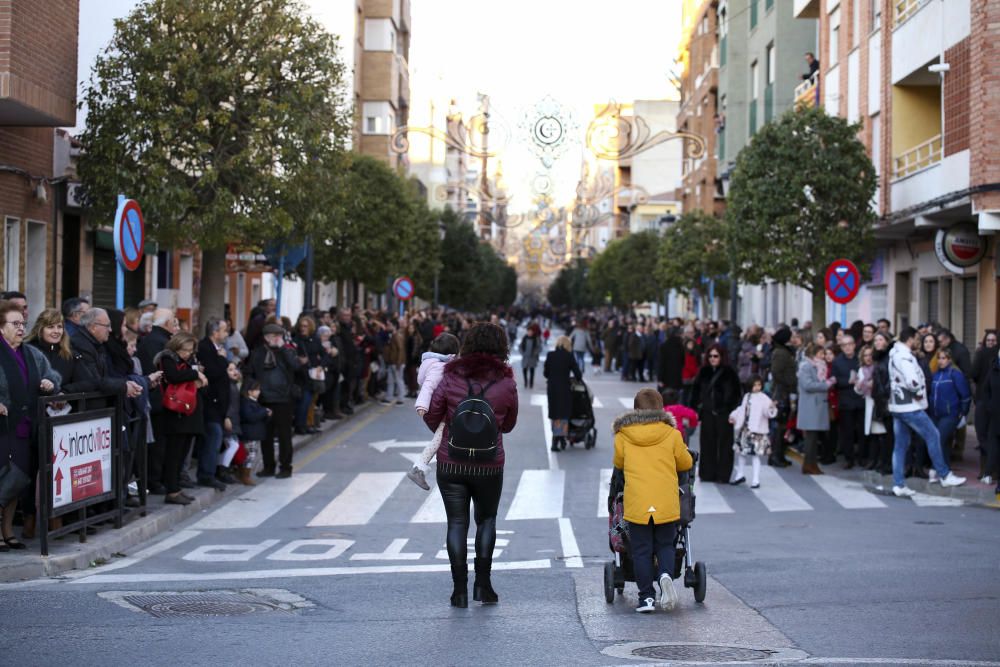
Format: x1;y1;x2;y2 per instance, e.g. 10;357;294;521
4;320;25;329
94;321;112;329
707;353;721;359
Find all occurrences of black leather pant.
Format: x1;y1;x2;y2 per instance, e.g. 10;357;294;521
437;469;503;569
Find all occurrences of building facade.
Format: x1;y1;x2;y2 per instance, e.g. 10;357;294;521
0;0;78;324
795;0;999;347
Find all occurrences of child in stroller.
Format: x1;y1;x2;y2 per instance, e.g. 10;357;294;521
605;388;707;611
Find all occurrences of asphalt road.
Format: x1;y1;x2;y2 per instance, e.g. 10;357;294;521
2;351;998;667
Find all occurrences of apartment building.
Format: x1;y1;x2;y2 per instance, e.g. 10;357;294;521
795;0;999;346
0;0;78;323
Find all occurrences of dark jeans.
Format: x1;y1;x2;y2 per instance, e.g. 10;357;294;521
522;367;535;388
934;413;961;459
628;518;678;600
436;468;503;569
163;432;194;494
198;420;223;480
838;407;864;462
262;401;294;472
295;388;313;429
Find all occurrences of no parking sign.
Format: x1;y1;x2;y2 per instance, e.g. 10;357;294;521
393;276;414;302
113;197;145;271
825;259;860;304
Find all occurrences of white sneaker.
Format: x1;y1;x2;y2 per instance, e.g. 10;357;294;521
928;470;939;484
657;573;678;611
892;485;916;497
635;596;656;613
940;472;967;488
979;475;993;485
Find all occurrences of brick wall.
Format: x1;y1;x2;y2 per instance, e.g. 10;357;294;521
969;1;1000;211
878;0;892;215
678;1;720;216
943;38;970;157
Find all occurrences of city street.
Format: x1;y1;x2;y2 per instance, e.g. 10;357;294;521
2;360;998;667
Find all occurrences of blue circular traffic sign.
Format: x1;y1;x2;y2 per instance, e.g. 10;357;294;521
393;276;414;301
113;199;145;271
825;259;860;304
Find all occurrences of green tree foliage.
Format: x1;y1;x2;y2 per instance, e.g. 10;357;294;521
587;238;625;306
437;209;517;310
657;211;730;296
586;230;662;306
547;259;595;309
726;107;877;326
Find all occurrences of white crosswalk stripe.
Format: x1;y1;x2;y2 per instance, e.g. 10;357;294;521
192;473;326;530
809;474;887;509
505;469;565;520
751;466;813;512
308;472;405;526
598;468;613;517
693;478;735;514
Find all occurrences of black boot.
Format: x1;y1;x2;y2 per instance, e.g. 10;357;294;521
472;557;498;604
450;563;468;608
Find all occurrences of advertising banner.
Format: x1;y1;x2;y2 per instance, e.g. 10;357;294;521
50;414;114;509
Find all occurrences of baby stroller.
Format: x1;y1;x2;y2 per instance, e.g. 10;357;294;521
603;452;707;604
567;379;598;449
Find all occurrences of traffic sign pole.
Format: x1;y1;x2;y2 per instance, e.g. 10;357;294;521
116;194;125;310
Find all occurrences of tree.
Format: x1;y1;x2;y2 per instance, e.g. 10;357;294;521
437;209;517;311
726;107;877;327
77;0;351;322
548;259;593;308
616;230;662;304
588;238;625;306
657;211;730;296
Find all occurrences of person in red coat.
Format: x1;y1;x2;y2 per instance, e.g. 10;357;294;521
424;322;519;608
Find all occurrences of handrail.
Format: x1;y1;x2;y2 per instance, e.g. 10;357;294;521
893;134;942;179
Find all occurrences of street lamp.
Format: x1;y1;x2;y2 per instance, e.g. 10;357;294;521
433;220;446;308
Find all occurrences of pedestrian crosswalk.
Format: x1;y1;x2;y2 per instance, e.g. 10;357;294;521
194;464;924;532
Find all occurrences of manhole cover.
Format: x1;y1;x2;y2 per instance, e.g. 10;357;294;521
100;589;315;618
123;593;287;618
632;645;775;662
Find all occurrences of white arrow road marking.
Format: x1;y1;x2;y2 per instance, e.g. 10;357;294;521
368;439;429;453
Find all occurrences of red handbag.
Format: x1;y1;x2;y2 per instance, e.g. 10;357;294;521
161;359;198;416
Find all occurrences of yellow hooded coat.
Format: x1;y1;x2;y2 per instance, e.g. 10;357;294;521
612;410;694;524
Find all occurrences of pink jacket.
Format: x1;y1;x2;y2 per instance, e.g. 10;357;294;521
663;404;699;433
729;392;777;435
415;352;453;413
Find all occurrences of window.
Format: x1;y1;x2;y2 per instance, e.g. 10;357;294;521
363;18;395;51
718;6;728;66
26;221;45;324
751;60;760;99
871;113;881;176
366;116;377;133
4;218;20;291
766;43;775;84
829;8;841;66
871;0;882;31
852;0;861;47
361;101;393;135
157;250;174;289
750;0;758;29
923;279;939;325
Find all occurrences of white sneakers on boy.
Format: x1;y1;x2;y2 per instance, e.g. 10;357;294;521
657;573;679;611
940;472;967;487
892;485;916;497
635;597;656;613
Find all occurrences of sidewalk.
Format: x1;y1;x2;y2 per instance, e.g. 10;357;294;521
0;401;377;583
786;429;1000;510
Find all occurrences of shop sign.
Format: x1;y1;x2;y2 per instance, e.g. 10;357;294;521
51;415;114;509
935;224;986;274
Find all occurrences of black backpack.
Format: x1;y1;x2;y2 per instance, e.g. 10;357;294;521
448;380;499;461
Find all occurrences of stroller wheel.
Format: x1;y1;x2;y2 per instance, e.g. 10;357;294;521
585;430;596;449
693;561;707;603
603;561;615;603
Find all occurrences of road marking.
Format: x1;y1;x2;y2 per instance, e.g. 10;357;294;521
307;472;405;526
183;539;281;562
592;396;604;408
64;529;203;579
558;517;583;568
435;537;507;560
70;559;553;584
531;394;559;470
192;473;325;529
597;468;613;517
410;487;447;523
268;539;353;561
350;538;422;561
618;397;633;409
693;478;735;514
296;405;388;469
505;469;565;520
368;439;429;452
753;466;813;511
810;474;887;509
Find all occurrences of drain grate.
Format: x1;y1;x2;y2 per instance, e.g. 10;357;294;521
631;644;776;662
123;592;288;618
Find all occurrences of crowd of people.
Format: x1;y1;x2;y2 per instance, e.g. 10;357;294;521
543;311;998;495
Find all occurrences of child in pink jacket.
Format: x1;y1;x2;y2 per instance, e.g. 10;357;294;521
406;333;460;490
661;388;699;444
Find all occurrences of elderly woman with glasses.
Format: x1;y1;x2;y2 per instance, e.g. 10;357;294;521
689;343;741;483
0;300;60;550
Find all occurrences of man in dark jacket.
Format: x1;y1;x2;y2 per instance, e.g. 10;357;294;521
197;317;233;489
136;307;177;492
71;308;143;405
657;329;685;391
832;334;865;467
336;308;358;414
246;323;301;478
768;327;797;467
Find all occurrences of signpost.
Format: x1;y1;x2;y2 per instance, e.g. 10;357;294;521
112;195;145;309
825;259;861;326
393;276;414;317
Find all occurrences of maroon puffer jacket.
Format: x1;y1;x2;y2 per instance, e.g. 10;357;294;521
424;352;519;471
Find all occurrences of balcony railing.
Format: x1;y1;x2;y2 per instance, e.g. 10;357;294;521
794;75;819;109
894;0;925;26
893;134;942;179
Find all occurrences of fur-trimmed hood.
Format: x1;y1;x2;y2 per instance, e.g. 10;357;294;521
444;352;513;380
613;409;677;434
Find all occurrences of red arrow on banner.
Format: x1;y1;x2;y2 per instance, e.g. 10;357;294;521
54;468;63;496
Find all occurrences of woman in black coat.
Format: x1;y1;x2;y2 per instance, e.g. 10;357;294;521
26;308;97;395
690;343;742;482
154;331;207;506
981;352;1000;494
543;336;581;452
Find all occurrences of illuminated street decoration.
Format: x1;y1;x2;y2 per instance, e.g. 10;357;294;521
520;95;579;168
391;107;509;158
586;101;706;161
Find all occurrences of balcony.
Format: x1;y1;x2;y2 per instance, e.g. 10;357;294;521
891;148;968;212
794;0;820;18
893;134;942;180
891;0;969;84
794;76;819;109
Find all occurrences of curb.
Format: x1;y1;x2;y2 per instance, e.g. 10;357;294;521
0;401;375;583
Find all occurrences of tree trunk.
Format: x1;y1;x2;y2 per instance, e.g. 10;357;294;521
811;277;827;332
199;247;227;333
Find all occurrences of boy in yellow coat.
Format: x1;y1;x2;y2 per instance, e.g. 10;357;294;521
613;388;694;613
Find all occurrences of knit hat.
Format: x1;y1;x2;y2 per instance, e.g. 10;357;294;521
773;327;792;346
262;323;285;336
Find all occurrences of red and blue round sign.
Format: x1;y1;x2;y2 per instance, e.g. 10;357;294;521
825;259;860;304
393;276;414;301
113;198;145;272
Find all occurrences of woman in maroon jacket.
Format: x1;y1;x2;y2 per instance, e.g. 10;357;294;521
424;323;519;608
